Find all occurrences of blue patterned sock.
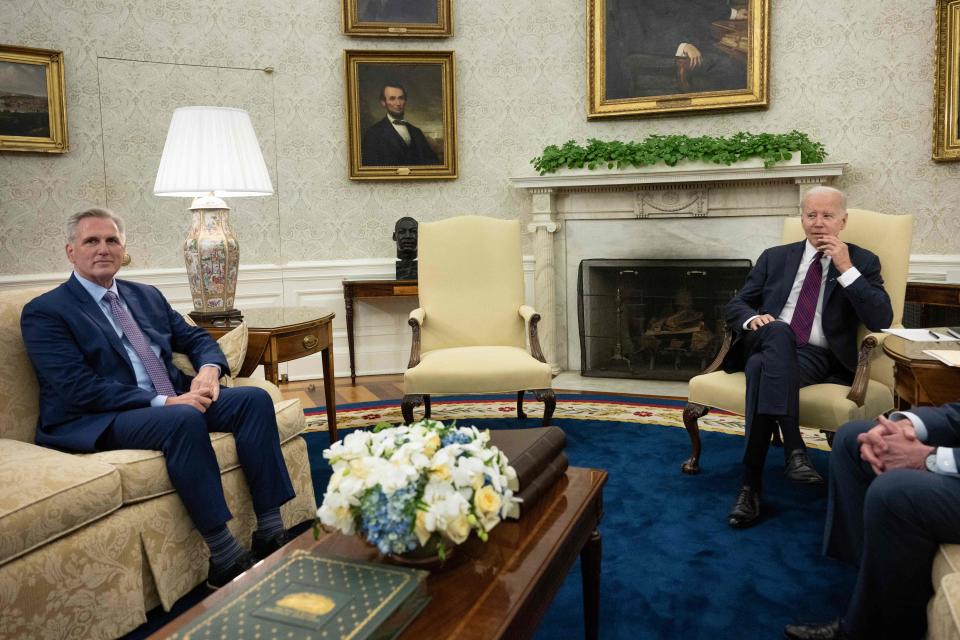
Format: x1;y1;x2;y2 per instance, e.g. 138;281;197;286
254;508;284;539
202;525;245;570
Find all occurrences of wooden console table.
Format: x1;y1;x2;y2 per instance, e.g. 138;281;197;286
882;332;960;409
342;279;418;385
151;466;607;640
195;307;338;443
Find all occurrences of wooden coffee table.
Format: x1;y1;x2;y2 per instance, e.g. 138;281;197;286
150;466;607;640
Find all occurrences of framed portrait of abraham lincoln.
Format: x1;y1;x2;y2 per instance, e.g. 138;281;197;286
342;0;452;37
588;0;769;118
345;50;457;181
933;0;960;161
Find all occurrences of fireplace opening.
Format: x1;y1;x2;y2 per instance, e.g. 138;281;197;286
578;259;752;380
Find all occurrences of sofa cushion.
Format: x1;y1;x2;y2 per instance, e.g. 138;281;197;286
0;439;122;566
171;319;248;380
0;287;49;444
78;398;307;504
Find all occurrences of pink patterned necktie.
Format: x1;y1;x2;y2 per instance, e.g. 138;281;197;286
102;291;177;397
789;251;824;346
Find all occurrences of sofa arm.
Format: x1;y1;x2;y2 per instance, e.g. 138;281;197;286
233;376;284;403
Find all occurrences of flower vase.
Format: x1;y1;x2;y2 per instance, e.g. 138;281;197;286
385;536;460;571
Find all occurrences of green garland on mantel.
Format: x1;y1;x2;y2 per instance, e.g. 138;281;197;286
530;131;827;175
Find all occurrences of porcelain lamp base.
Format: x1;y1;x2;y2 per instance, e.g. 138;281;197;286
184;196;240;321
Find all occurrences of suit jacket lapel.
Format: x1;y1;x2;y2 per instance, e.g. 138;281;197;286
774;242;805;313
66;274;131;365
824;261;840;302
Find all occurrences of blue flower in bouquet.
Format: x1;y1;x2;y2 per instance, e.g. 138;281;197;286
317;419;521;556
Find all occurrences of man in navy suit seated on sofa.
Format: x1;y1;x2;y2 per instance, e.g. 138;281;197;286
722;186;893;528
21;207;295;589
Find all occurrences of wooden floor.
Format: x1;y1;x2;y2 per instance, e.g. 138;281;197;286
278;373;647;409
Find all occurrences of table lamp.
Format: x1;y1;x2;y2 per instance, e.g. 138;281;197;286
153;106;273;323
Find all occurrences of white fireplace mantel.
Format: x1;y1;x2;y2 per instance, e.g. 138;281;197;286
510;161;847;373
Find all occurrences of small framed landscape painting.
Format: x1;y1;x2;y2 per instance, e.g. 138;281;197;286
345;50;457;180
587;0;769;118
343;0;452;37
0;44;68;153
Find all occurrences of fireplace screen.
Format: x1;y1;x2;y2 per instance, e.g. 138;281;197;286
578;259;752;380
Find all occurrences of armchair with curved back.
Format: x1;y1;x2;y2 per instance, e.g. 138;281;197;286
401;216;555;426
680;208;913;474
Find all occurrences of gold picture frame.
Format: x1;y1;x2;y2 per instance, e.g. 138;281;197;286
343;0;452;38
0;44;68;153
934;0;960;161
345;50;457;181
587;0;769;119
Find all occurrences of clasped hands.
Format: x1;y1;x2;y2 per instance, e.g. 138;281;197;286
164;365;221;412
858;415;934;475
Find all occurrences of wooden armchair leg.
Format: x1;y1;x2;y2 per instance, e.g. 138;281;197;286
424;394;431;419
517;391;527;419
533;389;556;426
401;394;423;424
682;403;709;475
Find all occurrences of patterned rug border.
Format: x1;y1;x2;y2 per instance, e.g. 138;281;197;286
303;393;831;451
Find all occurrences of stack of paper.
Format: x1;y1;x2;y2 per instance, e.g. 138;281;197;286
923;350;960;367
882;328;960;342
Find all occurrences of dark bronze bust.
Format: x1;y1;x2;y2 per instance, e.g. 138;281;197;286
393;216;418;280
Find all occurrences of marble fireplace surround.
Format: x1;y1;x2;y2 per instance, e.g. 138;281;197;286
510;162;847;374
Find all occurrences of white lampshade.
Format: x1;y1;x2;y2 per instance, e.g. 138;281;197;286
153;106;273;198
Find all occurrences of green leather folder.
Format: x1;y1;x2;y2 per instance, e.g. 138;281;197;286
171;550;430;640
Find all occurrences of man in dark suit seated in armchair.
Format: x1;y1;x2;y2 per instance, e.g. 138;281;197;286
785;404;960;640
20;207;296;589
722;186;893;528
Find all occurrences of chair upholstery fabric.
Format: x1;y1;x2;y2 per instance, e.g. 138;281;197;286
404;216;552;397
417;216;528;353
0;286;316;640
405;346;552;395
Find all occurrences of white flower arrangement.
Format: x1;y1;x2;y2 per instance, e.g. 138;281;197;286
317;419;521;560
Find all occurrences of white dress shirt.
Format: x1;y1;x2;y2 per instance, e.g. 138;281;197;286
744;240;862;348
389;117;411;145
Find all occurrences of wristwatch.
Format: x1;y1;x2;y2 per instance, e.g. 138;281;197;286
926;452;938;473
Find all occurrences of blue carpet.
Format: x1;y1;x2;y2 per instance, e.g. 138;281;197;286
126;397;855;639
303;410;856;640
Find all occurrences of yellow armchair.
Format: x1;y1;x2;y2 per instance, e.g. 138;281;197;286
401;216;555;425
681;209;913;473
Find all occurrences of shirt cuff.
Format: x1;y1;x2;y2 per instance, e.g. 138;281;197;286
935;447;959;475
890;411;927;441
199;363;222;375
837;266;861;287
743;315;759;330
151;395;167;407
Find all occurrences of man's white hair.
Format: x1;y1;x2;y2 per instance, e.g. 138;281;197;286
65;207;126;244
801;186;847;213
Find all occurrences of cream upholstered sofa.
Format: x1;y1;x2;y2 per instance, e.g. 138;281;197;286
0;287;317;640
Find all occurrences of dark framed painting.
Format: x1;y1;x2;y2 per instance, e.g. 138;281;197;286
343;0;452;37
345;50;457;181
587;0;769;118
934;0;960;161
0;44;68;152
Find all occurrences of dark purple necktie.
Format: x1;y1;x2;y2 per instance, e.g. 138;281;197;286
102;291;177;397
789;251;824;346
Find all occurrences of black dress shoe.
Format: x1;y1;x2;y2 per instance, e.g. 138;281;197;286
206;551;256;590
785;450;825;484
784;619;850;639
727;485;761;528
252;529;289;560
